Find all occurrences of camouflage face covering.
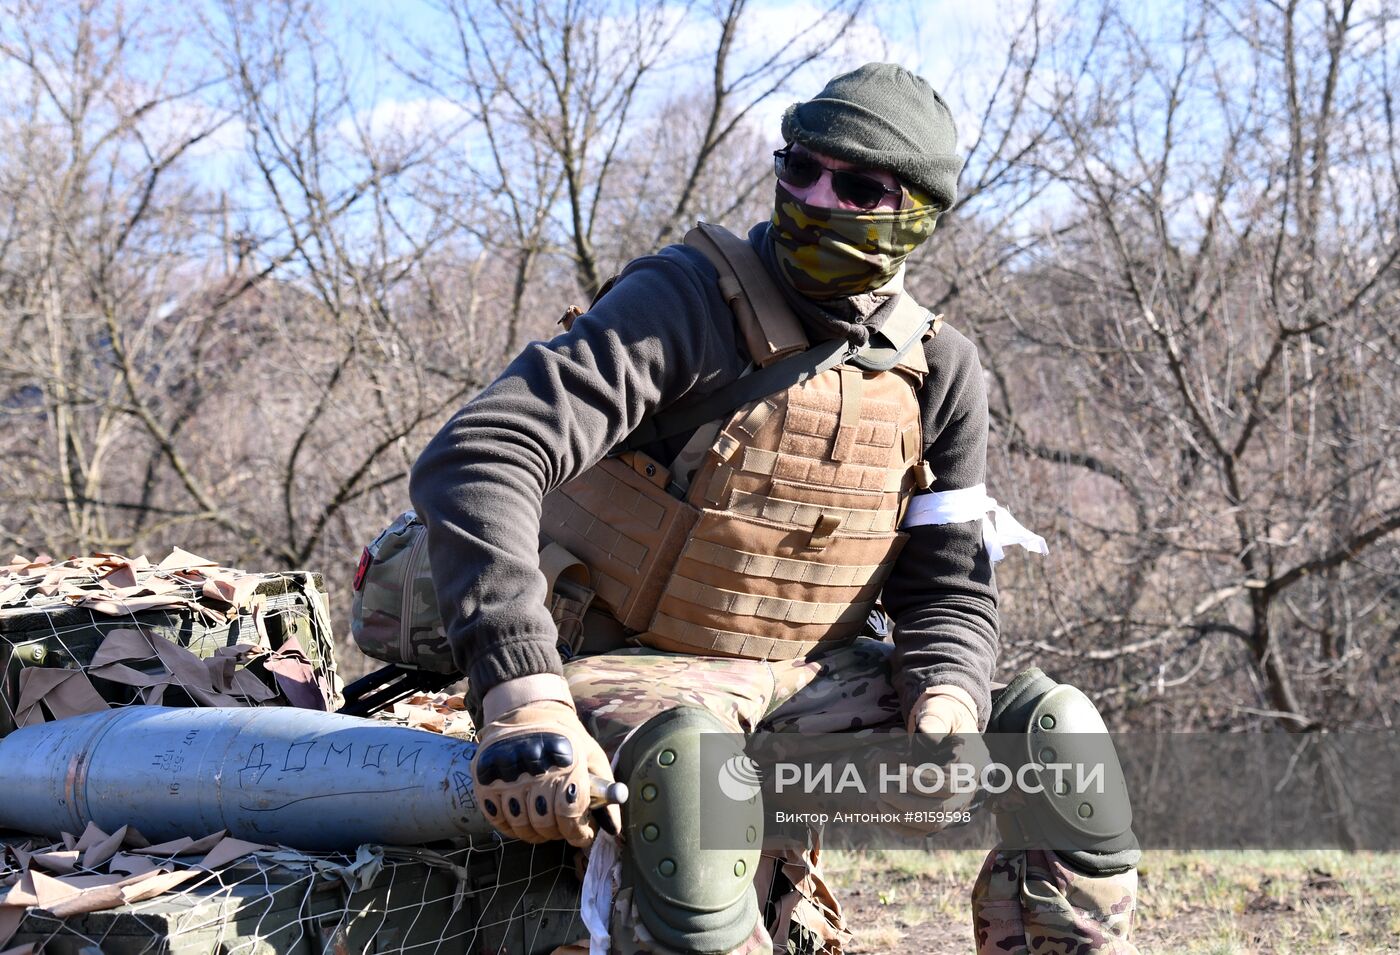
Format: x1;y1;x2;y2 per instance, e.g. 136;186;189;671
770;181;939;299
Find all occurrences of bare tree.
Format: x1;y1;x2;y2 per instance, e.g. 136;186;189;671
402;0;866;347
958;0;1400;732
417;0;688;304
0;0;492;579
2;0;1393;715
0;0;232;555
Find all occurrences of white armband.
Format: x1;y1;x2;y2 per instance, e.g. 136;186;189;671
900;483;1048;563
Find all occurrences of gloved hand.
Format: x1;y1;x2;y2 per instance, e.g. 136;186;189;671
876;684;986;837
472;688;622;848
908;684;979;737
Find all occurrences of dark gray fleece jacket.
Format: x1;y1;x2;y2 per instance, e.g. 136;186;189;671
408;224;1000;727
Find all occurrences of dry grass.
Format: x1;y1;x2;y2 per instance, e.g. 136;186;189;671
822;849;1400;954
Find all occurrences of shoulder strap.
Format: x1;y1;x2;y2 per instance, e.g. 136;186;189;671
616;307;936;455
848;298;941;376
615;338;850;454
684;222;808;366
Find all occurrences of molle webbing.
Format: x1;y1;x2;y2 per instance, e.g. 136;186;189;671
724;489;899;534
680;540;885;588
645;615;846;660
539;453;697;632
737;447;908;493
647;357;922;655
540;222;929;660
662;577;873;625
834;367;864;460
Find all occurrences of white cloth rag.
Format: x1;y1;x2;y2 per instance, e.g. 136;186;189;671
582;721;649;955
901;483;1048;562
582;828;620;955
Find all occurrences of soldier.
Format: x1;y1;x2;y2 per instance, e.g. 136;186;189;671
410;63;1139;954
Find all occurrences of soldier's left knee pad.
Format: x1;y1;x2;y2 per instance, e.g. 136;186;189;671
987;668;1140;875
615;706;763;954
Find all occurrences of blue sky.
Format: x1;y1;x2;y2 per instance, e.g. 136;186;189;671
175;0;1032;188
3;0;1274;264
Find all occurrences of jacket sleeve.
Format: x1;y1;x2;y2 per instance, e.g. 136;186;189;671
408;249;738;709
880;326;1001;729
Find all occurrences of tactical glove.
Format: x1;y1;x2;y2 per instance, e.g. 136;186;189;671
875;686;987;837
908;685;979;736
472;696;621;848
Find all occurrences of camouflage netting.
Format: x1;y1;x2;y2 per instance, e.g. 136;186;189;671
0;824;584;954
0;550;341;736
0;692;592;955
0;552;600;954
378;690;477;739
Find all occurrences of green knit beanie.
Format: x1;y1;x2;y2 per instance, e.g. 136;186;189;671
781;63;963;210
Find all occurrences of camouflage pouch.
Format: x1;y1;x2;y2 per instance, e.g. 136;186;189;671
350;512;598;673
350;510;457;675
539;542;596;660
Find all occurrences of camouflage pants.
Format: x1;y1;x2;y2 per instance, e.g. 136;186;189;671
971;850;1138;955
561;639;1139;955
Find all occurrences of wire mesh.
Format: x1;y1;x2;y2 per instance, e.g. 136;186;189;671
2;835;585;954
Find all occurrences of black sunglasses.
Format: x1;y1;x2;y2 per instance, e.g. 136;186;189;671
773;148;904;211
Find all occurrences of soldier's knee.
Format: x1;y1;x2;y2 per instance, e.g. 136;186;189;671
987;668;1140;875
614;706;763;953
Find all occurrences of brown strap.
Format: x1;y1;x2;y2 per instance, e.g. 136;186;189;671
733;397;775;439
832;367;864;462
539;541;590;596
728;490;900;534
700;464;735;508
684;223;808;366
664;576;873;625
713;432;743;463
681;539;889;587
901;426;921;464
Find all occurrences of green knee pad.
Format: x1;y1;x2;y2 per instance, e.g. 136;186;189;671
615;706;763;953
988;668;1140;875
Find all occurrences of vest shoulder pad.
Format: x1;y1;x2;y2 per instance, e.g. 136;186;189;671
683;222;808;367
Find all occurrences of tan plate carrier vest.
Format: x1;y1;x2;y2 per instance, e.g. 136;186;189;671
540;223;939;660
